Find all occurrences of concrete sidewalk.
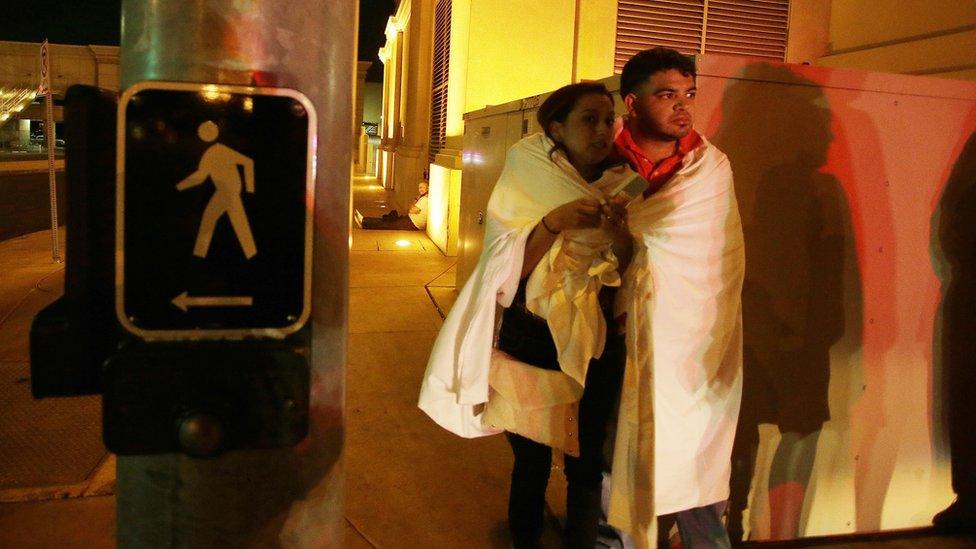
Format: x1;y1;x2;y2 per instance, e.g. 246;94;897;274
345;176;516;547
0;229;116;547
0;175;531;548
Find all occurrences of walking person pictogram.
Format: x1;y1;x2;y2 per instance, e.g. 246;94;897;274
177;120;258;259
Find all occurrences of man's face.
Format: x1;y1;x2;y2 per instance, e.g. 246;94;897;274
624;69;696;142
418;182;429;195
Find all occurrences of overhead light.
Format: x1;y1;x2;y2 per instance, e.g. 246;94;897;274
395;239;411;247
200;85;230;102
0;87;37;124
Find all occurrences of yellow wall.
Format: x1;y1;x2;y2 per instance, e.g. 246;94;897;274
429;0;618;255
444;0;471;147
828;0;973;51
785;0;832;63
427;164;461;254
817;0;976;80
464;1;575;114
576;0;618;81
453;0;617;128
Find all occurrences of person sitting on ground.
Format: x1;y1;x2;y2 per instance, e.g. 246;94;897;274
361;181;429;230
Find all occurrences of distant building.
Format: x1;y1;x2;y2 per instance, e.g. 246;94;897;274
0;40;119;152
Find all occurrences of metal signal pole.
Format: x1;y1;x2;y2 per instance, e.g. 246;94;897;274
115;1;354;545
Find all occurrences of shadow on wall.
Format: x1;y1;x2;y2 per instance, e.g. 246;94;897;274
931;129;976;512
710;64;863;541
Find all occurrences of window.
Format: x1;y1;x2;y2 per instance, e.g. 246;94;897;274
614;0;790;73
429;0;451;163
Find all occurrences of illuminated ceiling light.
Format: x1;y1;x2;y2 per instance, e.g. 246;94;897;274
200;85;230;102
0;87;36;124
201;85;220;101
395;239;411;248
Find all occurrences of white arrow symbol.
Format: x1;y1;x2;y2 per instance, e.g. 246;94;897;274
172;291;254;312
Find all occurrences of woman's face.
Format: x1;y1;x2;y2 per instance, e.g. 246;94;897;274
549;93;616;176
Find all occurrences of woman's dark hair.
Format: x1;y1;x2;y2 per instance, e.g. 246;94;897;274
620;46;696;98
537;82;615;143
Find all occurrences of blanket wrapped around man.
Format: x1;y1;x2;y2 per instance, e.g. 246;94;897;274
607;135;745;548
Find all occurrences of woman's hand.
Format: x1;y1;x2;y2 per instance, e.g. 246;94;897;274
543;198;603;232
602;195;633;270
601;195;629;227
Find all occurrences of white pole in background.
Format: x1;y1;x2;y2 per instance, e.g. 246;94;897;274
40;39;62;263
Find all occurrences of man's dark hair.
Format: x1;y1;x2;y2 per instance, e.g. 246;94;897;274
620;47;697;98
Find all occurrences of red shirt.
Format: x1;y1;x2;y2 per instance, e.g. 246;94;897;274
613;123;703;197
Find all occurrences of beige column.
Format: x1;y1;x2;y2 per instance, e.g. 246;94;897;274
353;60;371;166
18;119;31;147
378;43;394;188
392;0;434;207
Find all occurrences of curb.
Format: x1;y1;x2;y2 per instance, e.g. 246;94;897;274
0;454;116;503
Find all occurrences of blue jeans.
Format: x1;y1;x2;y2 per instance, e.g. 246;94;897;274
658;501;731;549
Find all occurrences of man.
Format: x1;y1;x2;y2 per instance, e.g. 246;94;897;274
607;47;744;548
359;181;429;230
407;180;430;230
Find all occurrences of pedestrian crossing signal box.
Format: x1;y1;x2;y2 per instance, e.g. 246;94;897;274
117;81;313;340
106;82;315;456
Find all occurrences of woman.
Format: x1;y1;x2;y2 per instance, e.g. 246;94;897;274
419;82;636;547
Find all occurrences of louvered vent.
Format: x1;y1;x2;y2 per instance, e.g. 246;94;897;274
429;0;451;162
704;0;789;59
614;0;789;73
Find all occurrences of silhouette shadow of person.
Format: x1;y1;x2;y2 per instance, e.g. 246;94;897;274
711;64;862;541
931;129;976;531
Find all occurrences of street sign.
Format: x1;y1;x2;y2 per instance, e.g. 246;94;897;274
39;40;50;95
116;81;315;340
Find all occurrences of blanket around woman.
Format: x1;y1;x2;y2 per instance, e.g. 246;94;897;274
418;132;631;438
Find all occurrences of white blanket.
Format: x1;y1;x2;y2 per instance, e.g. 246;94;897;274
607;136;745;547
418;133;633;437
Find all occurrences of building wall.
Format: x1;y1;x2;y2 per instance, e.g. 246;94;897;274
464;2;575;113
383;1;976;258
363;82;383;125
817;0;976;80
427;0;618;255
0;41;116;241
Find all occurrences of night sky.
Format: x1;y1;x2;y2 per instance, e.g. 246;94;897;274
2;0;396;81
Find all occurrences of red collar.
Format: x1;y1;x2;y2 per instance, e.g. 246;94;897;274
613;124;703;196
